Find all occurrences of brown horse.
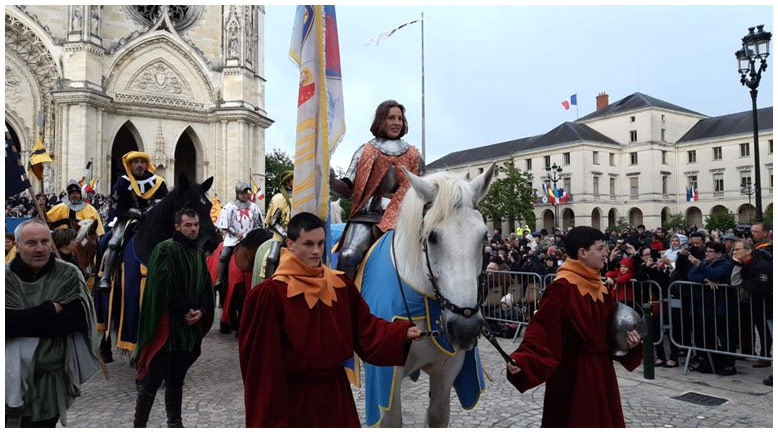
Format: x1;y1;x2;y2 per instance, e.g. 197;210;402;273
74;218;100;284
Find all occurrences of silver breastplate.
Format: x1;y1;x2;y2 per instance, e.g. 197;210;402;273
367;165;399;212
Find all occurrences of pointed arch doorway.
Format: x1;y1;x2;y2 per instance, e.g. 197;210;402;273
110;123;142;188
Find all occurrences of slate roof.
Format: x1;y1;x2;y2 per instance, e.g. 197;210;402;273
676;107;773;143
577;92;706;122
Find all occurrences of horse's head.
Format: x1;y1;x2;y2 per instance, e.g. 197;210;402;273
175;173;221;253
74;218;99;273
395;163;496;351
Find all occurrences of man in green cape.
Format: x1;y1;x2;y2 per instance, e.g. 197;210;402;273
132;209;214;428
6;219;99;427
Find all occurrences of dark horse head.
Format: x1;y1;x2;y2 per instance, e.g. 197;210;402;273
134;173;222;263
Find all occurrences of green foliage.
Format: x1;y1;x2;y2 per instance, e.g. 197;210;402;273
663;212;691;233
704;210;736;232
264;148;294;209
330;165;351;221
607;216;632;233
479;160;535;230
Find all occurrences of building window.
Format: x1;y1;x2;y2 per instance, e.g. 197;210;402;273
662;150;668;164
478;167;484;174
563;177;571;194
740;142;750;157
769;140;773;154
661;114;666;122
593;151;599;165
629;177;639;198
609;153;615;166
525;159;532;171
713;146;722;160
740;172;752;189
688;175;698;192
661;175;668;195
713;173;724;196
770;169;773;189
609;177;616;197
544;155;551;167
630;130;638;142
630;152;638;165
661;128;666;142
593;176;600;196
563;152;571;165
687;150;696;163
630;116;636;122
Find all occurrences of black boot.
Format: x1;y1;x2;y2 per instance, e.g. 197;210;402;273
164;387;184;428
133;385;156;428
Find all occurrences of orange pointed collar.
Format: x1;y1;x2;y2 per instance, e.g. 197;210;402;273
272;248;346;309
554;259;608;303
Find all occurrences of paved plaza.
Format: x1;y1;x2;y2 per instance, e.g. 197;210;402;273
65;310;773;428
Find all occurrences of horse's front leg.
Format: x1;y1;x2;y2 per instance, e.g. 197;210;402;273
426;353;465;428
379;365;404;428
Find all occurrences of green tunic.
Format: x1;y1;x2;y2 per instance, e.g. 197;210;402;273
5;259;99;426
134;238;212;365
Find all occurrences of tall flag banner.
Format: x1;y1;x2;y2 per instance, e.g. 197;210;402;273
5;126;31;198
561;93;577;110
28;135;52;181
365;18;420;45
250;175;265;202
80;158;94;193
289;5;345;220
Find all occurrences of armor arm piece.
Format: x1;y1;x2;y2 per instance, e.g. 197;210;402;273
344;145;365;182
267;208;287;239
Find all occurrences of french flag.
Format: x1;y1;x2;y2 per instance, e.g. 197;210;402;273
561;94;577;110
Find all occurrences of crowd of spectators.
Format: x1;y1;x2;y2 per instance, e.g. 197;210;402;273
485;222;772;384
6;191;114;223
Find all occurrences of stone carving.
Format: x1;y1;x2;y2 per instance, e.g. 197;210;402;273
5;66;22;103
90;6;100;36
225;6;240;60
129;61;192;97
71;6;82;31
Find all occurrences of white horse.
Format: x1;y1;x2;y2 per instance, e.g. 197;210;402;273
360;163;496;427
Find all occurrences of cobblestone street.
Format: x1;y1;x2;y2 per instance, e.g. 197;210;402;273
66;313;773;428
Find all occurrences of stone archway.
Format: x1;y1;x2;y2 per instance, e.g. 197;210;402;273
562;208;575;231
542;209;554;232
661;207;671;227
608;208;618;228
174;132;196;186
628;207;643;226
710;205;729;216
686;206;703;228
738;204;756;224
591;208;602;230
110;122;141;187
6;122;22;153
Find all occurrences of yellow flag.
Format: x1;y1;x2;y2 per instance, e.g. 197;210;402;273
28;136;52;181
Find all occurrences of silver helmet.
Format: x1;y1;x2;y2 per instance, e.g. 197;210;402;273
235;181;251;196
608;302;648;357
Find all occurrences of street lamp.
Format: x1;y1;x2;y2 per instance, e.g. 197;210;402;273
735;24;771;222
545;163;564;231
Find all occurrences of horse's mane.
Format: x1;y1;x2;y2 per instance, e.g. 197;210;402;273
394;171;475;275
76;218;94;245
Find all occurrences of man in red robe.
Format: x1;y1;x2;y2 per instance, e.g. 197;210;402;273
238;212;421;427
506;226;643;427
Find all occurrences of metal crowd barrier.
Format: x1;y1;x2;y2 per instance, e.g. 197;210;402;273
666;280;772;375
481;271;543;342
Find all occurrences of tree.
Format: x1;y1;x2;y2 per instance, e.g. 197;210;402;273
704;211;736;232
478;160;535;231
330;165;351;221
663;212;691;233
763;207;773;229
607;216;632;233
264;148;294;210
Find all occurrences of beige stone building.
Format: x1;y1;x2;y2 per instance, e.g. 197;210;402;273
5;5;272;202
428;92;773;233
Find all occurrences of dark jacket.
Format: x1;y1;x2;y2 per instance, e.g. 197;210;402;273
687;256;733;285
739;250;772;317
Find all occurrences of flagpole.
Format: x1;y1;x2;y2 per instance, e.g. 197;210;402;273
576;91;579;120
420;11;426;162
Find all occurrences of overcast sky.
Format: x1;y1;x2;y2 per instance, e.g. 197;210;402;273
262;5;774;171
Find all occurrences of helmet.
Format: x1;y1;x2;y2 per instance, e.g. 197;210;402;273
608;302;648;357
66;179;81;194
235;181;251;196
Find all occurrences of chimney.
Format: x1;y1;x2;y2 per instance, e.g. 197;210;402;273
596;92;609;111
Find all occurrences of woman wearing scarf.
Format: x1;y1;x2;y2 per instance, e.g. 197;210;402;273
506;226;643;427
238;213;421;427
661;233;688;265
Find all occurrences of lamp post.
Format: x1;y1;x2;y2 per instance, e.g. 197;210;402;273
545;163;564;231
741;180;755;222
735;24;771;222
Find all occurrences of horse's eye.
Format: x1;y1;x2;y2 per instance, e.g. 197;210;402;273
428;231;438;244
